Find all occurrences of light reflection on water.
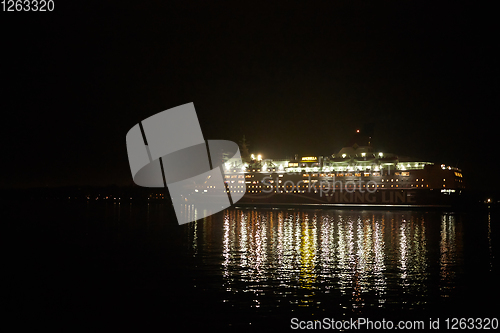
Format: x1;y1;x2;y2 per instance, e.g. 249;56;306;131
186;209;466;313
440;213;462;296
488;211;494;272
9;201;498;329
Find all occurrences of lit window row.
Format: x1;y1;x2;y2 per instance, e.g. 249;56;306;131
244;183;435;189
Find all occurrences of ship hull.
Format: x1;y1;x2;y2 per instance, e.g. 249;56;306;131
235;189;460;208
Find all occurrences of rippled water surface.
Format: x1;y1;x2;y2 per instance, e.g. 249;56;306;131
7;202;499;329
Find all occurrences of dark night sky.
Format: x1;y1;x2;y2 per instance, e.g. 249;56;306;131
1;1;497;190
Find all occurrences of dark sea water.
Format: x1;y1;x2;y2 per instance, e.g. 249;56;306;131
6;201;499;330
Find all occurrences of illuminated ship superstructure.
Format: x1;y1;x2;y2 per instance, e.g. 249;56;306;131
222;131;464;207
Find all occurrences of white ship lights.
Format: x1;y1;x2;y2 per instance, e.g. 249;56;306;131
229;150;432;175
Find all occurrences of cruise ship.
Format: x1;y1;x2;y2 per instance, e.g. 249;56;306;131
224;131;464;208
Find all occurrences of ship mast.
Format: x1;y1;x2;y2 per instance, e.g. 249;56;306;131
239;135;251;163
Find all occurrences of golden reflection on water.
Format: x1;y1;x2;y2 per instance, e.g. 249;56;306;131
488;211;494;271
194;209;462;310
439;213;463;296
